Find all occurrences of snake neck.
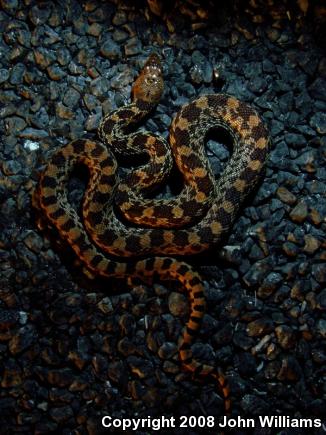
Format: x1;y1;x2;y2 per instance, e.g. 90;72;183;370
98;100;156;151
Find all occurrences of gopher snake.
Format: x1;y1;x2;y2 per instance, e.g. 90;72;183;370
34;53;269;412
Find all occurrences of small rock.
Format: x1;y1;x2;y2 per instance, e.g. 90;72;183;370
112;29;128;42
31;107;49;129
168;292;188;317
68;351;89;370
257;272;283;298
275;325;296;349
29;4;51;25
90;77;109;97
312;264;326;283
57;47;71;66
110;69;134;91
117;337;137;356
243;259;272;286
36;368;74;387
310;112;326;135
97;297;113;314
83;94;99;111
316;289;326;310
85;113;101;131
124;37;142;56
56;102;74;120
158;342;178;359
9;63;25;85
127;356;154;379
112;10;127;26
49;406;74;424
9;325;37;355
277;356;302;381
289;201;308;223
5;116;27;133
92;354;108;377
276;187;296;205
303;234;320;254
248;77;267;94
0;309;19;330
87;22;102;37
62;88;80;108
308;77;326;102
100;38;121;59
240;394;269;415
1;359;22;387
47;64;66;81
285;133;306;149
0;68;10;83
19;128;48;139
246;318;274;337
235;352;257;376
34;47;56;68
23;231;43;253
317;319;326;338
68;61;84;75
119;313;135;335
73;16;88;36
282;241;299;257
1;0;18;12
43;26;61;45
190;64;205;85
2;159;22;175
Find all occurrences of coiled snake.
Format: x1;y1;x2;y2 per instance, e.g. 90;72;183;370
34;53;269;412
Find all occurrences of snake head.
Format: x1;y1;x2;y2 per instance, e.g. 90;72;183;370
132;53;164;105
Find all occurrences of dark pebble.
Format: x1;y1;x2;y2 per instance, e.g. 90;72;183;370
0;309;20;330
168;292;188;317
312;264;326;284
9;63;25;85
124;37;142;56
1;359;22;387
275;325;296;349
285;133;306;149
31;107;49;129
47;65;66;81
246;318;274;337
277;356;302;381
0;68;10;83
5;116;27;133
257;272;283;298
157;342;178;359
127;356;154;379
62;88;80;108
85;113;102;131
240;394;270;414
308;77;326;102
276;187;296;205
9;325;37;355
317;320;326;338
1;0;18;12
49;405;74;424
310;112;326;134
100;38;121;59
19;128;48;139
34;47;56;69
316;289;326;310
289;201;308;223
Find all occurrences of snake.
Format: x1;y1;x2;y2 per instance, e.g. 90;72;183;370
34;53;269;413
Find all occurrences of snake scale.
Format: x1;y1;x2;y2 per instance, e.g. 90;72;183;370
34;53;269;412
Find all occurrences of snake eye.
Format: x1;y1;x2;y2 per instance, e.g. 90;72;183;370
145;76;157;85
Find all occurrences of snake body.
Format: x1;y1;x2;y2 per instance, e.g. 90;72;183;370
34;54;269;412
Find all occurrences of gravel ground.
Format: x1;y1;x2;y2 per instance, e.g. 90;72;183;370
0;1;325;434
